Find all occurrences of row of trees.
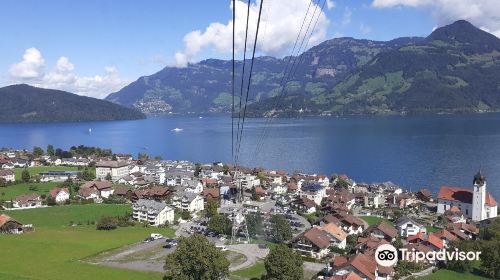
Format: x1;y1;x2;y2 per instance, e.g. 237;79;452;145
444;219;500;279
164;234;303;280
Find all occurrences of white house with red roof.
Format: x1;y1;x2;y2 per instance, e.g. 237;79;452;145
437;171;497;222
49;187;70;203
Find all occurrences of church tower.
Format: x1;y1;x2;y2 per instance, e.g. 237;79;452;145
472;171;486;221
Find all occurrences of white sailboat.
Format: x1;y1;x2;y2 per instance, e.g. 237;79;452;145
171;128;183;132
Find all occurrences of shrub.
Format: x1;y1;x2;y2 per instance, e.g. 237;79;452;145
96;216;119;230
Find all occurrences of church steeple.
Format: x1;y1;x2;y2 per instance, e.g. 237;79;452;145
473;170;485;186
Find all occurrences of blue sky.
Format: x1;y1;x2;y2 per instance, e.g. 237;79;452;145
0;0;497;98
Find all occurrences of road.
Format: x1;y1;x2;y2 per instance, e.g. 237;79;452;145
227;244;269;271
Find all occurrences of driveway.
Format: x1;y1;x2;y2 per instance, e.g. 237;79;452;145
227;244;269;271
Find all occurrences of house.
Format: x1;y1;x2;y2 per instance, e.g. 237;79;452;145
81;181;114;198
49;187;70;203
329;253;393;280
95;161;130;181
203;188;220;202
0;214;24;234
78;187;100;201
446;223;479;240
254;186;267;200
300;182;326;205
182;179;203;193
114;187;133;200
395;217;426;237
356;236;389;254
437;172;498;221
336;214;365;235
321;223;348;249
39;171;80;182
401;243;434;264
13;194;42;209
370;221;398;242
292;227;332;259
325;191;356;210
364;193;385;208
172;192;204;213
165;170;194;186
416;188;433;202
291;197;317;214
132;199;174;226
0;169;15;182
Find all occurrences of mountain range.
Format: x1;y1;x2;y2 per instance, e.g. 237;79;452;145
0;84;145;123
91;20;500;116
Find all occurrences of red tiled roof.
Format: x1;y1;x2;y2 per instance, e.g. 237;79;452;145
203;188;220;198
81;181;112;190
432;229;457;242
407;232;426;242
303;227;331;249
328;272;363;280
0;214;22;228
438;186;497;206
348;254;376;280
427;234;444;249
49;187;69;198
15;193;40;204
375;222;398;239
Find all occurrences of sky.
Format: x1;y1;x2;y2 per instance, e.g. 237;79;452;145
0;0;499;99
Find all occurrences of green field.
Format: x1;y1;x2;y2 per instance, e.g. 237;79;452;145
359;215;394;226
0;182;59;200
420;269;490;280
231;262;265;279
0;204;175;280
14;166;96;180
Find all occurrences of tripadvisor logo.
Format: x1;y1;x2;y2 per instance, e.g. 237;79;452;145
375;244;482;267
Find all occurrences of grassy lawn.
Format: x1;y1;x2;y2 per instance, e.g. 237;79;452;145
359;215;394;226
426;225;440;233
0;204;175;280
14;166;96;180
2;204;132;228
420;269;490;280
231;261;265;279
0;182;60;200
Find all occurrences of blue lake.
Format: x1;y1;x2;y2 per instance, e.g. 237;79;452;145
1;114;500;198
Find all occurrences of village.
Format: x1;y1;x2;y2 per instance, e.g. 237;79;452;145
0;145;499;280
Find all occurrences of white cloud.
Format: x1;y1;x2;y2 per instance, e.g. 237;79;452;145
359;22;372;34
9;48;45;79
8;48;128;99
341;7;352;27
173;0;330;67
371;0;500;37
326;0;336;10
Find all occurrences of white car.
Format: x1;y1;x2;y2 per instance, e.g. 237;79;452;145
150;233;164;240
216;245;228;251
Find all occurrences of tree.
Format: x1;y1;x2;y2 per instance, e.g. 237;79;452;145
262;244;303;280
46;144;55;156
481;241;500;279
112;154;117;161
32;146;44;158
46;195;56;206
21;168;31;183
181;210;191;220
105;173;112;181
206;198;219;218
194;163;202;177
246;213;263;237
164;234;229;280
394;236;403;249
78;168;95;181
446;240;474;273
270;214;292;243
0;178;6;188
222;164;230;174
208;214;232;235
96;216;118;230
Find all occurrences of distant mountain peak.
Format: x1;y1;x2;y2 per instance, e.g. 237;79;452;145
427;20;500;47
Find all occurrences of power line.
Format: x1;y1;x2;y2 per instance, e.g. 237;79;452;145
254;0;326;157
231;0;236;166
235;0;264;166
235;0;251;165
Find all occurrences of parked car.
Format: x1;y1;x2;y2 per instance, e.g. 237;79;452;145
150;233;164;240
216;245;228;251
